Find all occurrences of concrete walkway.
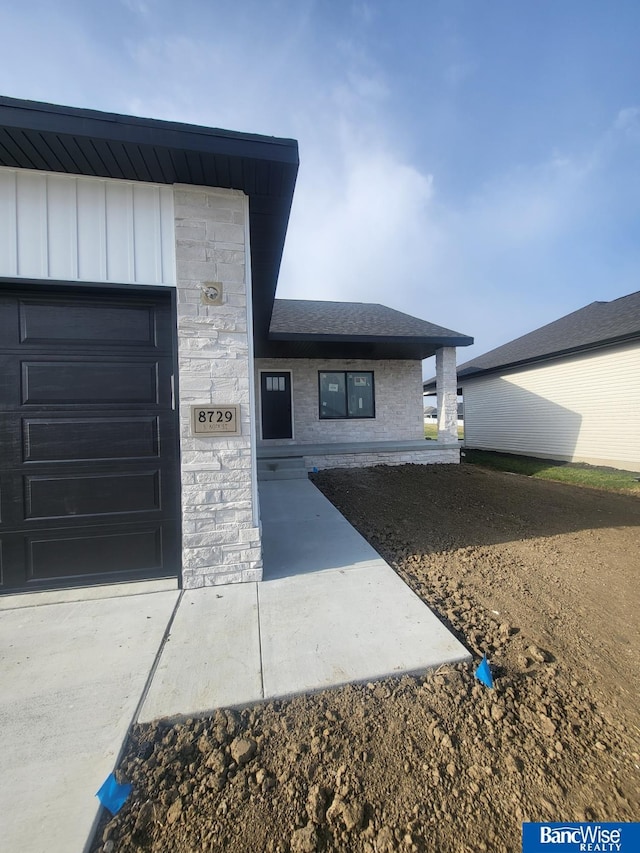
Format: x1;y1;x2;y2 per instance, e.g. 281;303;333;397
1;478;469;853
139;479;469;719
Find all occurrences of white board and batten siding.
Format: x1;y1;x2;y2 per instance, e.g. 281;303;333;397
0;167;175;286
462;340;640;472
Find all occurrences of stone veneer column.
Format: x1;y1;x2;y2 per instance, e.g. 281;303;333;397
436;346;459;444
174;185;262;587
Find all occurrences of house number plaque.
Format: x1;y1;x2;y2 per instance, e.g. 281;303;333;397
191;404;240;436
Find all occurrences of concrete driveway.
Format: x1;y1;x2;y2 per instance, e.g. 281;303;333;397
0;584;179;853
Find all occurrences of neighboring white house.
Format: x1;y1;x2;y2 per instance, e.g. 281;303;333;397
423;404;463;424
0;96;472;594
424;291;640;472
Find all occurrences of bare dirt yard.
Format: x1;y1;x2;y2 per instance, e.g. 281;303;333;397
93;464;640;853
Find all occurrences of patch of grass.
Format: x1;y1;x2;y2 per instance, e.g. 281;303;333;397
424;423;464;441
464;449;640;494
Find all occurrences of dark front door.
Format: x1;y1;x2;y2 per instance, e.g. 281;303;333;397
0;285;180;593
261;372;292;439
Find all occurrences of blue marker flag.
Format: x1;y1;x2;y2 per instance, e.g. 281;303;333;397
96;772;132;815
475;655;494;689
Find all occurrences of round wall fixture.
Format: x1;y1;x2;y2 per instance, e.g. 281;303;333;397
201;282;223;304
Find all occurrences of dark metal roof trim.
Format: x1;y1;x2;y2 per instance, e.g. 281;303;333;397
0;97;299;164
269;332;473;346
0;96;299;341
257;340;463;361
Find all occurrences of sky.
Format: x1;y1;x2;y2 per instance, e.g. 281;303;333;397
2;0;639;376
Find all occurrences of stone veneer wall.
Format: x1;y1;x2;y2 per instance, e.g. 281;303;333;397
305;448;459;470
255;358;425;444
436;346;459;444
174;185;262;587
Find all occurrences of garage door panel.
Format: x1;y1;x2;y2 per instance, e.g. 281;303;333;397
0;354;19;407
0;473;21;526
1;465;177;528
1;292;174;352
22;416;161;462
0;294;19;347
0;413;21;471
0;536;21;588
25;524;167;583
19;298;157;347
21;360;162;406
25;470;162;520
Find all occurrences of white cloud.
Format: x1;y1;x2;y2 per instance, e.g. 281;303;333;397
280;108;596;328
279;134;439;305
351;1;375;25
614;106;640;134
119;0;152;15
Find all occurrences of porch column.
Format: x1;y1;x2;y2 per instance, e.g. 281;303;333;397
436;346;458;443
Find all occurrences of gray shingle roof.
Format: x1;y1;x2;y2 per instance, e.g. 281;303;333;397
270;299;471;341
261;299;473;360
424;290;640;391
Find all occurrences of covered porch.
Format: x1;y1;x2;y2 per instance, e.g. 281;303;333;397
254;300;473;469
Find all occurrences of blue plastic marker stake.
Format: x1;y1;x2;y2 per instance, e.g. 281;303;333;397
96;772;132;815
474;655;494;689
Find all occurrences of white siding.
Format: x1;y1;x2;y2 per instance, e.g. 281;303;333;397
0;167;175;285
462;341;640;471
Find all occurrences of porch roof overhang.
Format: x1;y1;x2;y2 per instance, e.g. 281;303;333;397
256;298;474;360
257;335;469;360
0;96;299;341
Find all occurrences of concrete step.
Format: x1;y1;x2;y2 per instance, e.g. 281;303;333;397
258;456;305;470
257;456;308;481
258;469;308;481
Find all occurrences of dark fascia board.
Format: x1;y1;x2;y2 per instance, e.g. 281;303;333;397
258;337;472;361
268;332;473;347
0;96;299;165
457;332;640;382
0;96;299;341
258;342;433;360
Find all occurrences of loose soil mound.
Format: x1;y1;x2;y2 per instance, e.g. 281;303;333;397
92;464;640;853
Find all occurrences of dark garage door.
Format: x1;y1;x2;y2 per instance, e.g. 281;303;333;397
0;286;180;593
